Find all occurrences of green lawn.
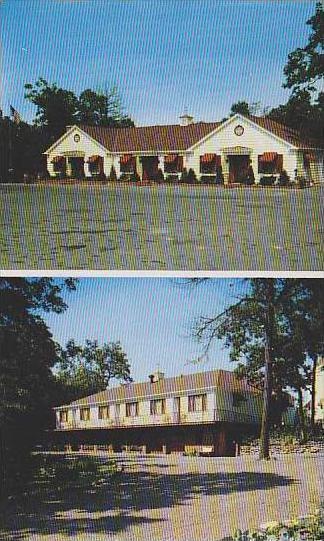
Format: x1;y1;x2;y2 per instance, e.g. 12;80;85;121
0;184;323;270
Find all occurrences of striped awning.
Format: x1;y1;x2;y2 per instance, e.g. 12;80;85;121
201;153;216;163
52;155;65;164
304;151;316;161
120;154;133;164
88;155;102;163
260;152;277;162
164;154;178;163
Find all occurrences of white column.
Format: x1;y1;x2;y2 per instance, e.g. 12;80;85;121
84;157;91;177
47;157;55;177
221;153;229;185
158;155;164;174
251;152;259;184
113;156;121;177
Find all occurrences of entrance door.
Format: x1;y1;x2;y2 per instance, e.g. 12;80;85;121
228;155;250;183
173;397;180;424
141;156;159;181
69;157;85;179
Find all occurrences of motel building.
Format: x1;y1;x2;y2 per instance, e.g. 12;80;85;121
53;369;296;456
45;113;324;185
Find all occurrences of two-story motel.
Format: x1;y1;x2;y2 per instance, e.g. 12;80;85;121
54;369;266;456
45;113;324;184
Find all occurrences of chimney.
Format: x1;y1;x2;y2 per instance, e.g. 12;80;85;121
149;371;165;383
179;111;194;126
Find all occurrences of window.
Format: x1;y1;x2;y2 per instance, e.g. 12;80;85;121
88;155;103;175
120;155;136;173
150;399;166;415
200;154;221;174
59;409;68;423
52;156;66;174
98;405;109;419
188;394;207;413
164;155;183;173
126;402;139;417
80;407;90;421
258;153;283;174
233;392;247;407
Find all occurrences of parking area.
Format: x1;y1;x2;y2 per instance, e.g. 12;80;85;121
1;453;323;541
0;184;323;270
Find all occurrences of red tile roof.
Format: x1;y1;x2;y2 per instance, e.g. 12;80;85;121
248;115;323;149
79;115;323;152
64;369;260;408
80;122;220;152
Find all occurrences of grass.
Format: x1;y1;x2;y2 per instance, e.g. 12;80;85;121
0;183;323;270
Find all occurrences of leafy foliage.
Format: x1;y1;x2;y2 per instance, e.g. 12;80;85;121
54;339;132;403
0;278;77;498
283;2;324;94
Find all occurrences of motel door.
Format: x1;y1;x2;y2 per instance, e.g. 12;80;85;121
173;397;180;423
228;155;250;183
115;403;120;425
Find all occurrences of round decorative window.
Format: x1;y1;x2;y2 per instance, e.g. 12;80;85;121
234;125;244;136
74;134;80;143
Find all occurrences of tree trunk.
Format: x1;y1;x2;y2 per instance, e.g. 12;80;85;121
297;386;306;443
311;356;317;431
259;281;275;460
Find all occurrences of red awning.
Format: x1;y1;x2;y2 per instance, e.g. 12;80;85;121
261;152;277;162
88;155;101;163
304;152;316;161
120;154;133;164
52;155;65;164
164;154;178;163
201;153;216;163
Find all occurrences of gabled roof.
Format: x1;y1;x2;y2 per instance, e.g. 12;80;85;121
248;115;323;149
60;369;259;409
47;114;323;156
80;122;221;152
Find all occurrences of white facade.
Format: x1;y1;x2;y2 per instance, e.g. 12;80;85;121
55;384;263;432
45;114;324;184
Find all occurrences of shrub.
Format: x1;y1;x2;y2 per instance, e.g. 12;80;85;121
119;173;130;182
130;171;140;183
200;175;216;184
278;170;290;186
297;176;307;188
216;166;224;185
109;165;118;182
165;174;179;183
260;176;276;186
180;168;188;183
156;168;164;183
187;168;198;184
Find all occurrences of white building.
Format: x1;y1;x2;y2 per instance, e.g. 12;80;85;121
44;113;324;184
54;369;264;455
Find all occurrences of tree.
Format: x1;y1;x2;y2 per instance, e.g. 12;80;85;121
230;101;251;116
193;279;322;459
55;339;132;403
0;278;77;497
268;89;324;141
24;78;79;142
269;3;324;143
283;2;323;94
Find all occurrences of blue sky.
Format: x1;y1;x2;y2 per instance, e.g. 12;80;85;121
1;0;315;125
44;278;248;383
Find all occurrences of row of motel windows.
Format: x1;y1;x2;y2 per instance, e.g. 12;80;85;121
112;153;285;175
59;394;208;422
52;153;294;176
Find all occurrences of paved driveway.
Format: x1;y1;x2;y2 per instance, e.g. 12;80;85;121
0;184;323;270
1;454;323;541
